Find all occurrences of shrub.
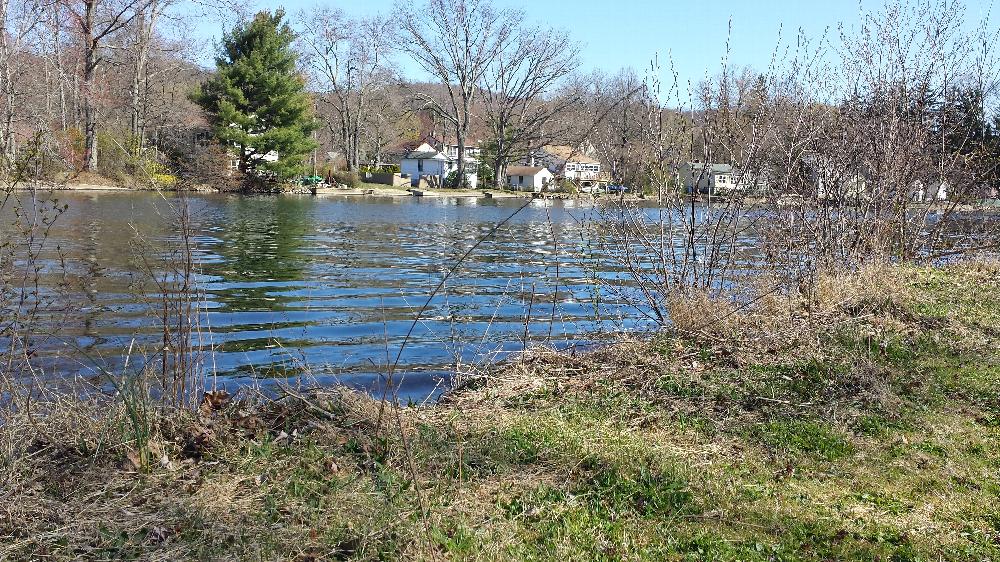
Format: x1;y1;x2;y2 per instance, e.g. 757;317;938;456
96;130;169;186
152;173;178;187
331;170;359;188
359;164;400;174
556;179;578;194
176;144;241;191
477;162;494;187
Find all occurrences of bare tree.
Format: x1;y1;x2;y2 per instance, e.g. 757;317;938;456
398;0;519;187
0;0;44;165
125;0;169;148
59;0;154;172
362;83;419;167
480;24;579;187
298;8;395;172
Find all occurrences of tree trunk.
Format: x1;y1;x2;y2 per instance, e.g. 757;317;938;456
493;159;503;190
82;1;98;172
456;123;466;188
130;5;157;152
0;0;13;160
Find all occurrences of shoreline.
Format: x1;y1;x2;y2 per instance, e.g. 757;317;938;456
11;181;1000;212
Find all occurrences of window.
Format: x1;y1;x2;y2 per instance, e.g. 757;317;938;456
518;175;524;184
418;160;423;172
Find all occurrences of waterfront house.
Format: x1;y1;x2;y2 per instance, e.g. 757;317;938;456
442;136;483;161
400;142;478;188
910;180;949;202
505;166;554;192
680;162;771;196
531;145;603;188
680;162;733;194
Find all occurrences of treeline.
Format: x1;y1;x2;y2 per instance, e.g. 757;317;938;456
2;0;1000;198
0;0;610;189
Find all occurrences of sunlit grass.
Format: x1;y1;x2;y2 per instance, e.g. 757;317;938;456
3;261;1000;560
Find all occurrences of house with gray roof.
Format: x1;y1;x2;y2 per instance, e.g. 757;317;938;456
680;162;770;195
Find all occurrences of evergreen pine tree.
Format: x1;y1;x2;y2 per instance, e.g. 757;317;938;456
193;10;317;187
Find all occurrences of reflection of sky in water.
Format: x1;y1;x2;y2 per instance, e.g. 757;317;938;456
3;192;753;402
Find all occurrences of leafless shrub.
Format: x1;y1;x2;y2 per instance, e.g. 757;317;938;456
125;192;206;409
600;0;1000;330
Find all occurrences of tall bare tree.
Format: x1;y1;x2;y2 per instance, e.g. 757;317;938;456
398;0;519;187
480;24;580;187
0;0;44;163
298;8;395;172
59;0;154;171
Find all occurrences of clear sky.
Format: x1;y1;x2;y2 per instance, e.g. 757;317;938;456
192;0;998;84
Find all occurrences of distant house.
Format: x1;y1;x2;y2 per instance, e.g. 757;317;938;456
531;145;603;187
505;166;554;192
680;162;732;194
443;139;482;161
400;142;478;188
910;180;949;202
680;162;769;195
383;136;440;166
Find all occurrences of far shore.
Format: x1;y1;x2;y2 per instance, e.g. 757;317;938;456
10;180;1000;212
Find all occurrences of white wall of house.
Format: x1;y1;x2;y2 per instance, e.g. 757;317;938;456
444;144;482;159
401;157;448;186
400;142;480;188
911;180;949;202
681;163;769;195
401;157;479;187
533;148;602;183
507;168;554;192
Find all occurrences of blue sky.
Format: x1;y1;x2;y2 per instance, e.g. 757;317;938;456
192;0;998;84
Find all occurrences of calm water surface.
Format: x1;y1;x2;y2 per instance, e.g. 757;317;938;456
7;191;659;401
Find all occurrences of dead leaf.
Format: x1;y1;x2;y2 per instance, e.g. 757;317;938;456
199;390;232;417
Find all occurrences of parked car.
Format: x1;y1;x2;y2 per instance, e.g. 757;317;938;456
606;184;630;193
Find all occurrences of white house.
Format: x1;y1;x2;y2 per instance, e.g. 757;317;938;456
532;145;603;186
680;162;769;195
505;166;554;192
443;141;482;160
400;142;478;188
910;180;949;202
680;162;736;194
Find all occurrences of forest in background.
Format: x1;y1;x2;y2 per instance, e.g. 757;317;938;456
1;0;999;195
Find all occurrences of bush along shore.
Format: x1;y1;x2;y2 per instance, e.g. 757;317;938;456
2;261;1000;560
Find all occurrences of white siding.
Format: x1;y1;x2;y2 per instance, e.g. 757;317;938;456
507;169;554;192
401;158;448;186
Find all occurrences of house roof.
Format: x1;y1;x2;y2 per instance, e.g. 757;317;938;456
688;162;733;174
505;166;549;176
541;145;600;164
404;150;447;160
404;142;450;160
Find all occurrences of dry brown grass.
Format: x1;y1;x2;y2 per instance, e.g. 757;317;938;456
2;261;999;560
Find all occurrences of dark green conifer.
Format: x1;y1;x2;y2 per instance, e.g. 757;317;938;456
193;9;317;187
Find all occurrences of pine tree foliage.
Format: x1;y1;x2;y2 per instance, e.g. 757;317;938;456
193;9;317;185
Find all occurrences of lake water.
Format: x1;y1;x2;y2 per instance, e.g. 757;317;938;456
4;191;659;401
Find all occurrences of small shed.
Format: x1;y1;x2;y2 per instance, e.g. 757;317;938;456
400;143;452;187
506;166;554;192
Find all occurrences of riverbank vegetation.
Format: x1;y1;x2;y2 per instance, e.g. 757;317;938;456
3;260;999;560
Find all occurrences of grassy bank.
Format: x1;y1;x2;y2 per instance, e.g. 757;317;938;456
2;262;999;560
